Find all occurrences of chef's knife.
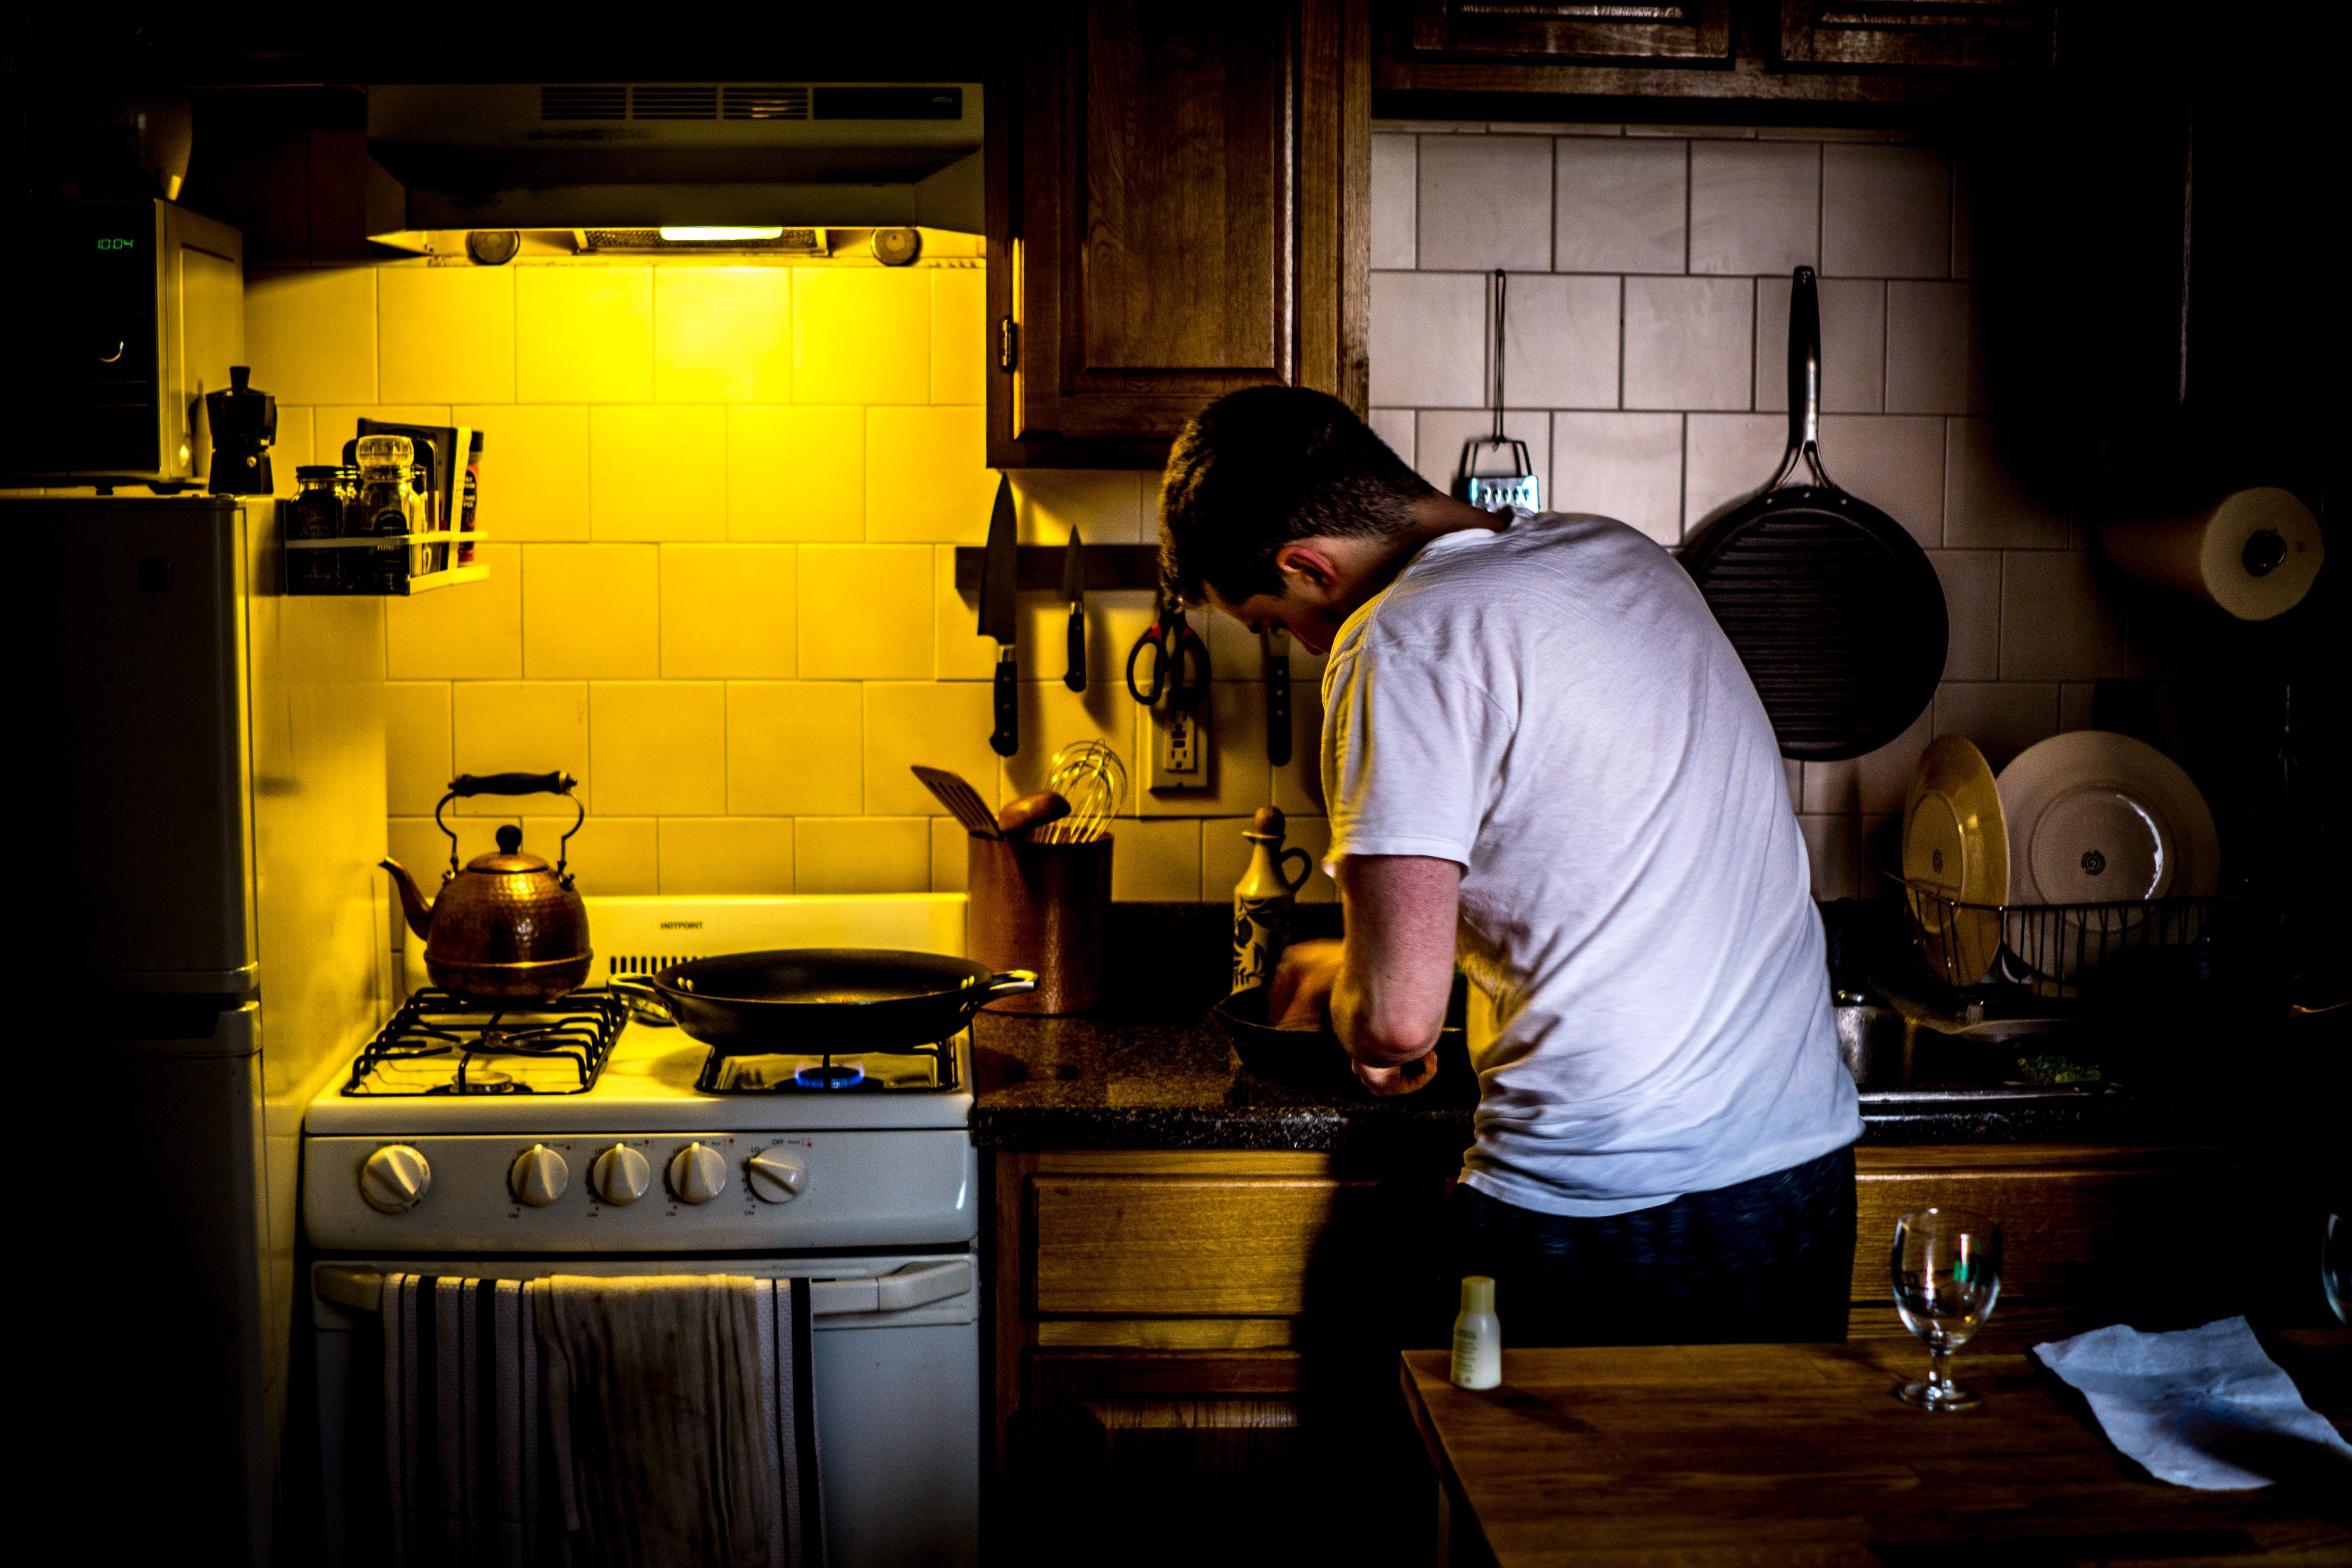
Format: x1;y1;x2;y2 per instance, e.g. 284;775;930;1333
1062;521;1086;693
1263;626;1292;767
981;475;1020;756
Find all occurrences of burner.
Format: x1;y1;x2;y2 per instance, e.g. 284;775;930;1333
343;989;628;1096
696;1037;960;1093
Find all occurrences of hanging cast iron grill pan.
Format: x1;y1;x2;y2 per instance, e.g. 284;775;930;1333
1681;267;1947;761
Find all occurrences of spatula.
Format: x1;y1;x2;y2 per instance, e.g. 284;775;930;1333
910;765;1001;838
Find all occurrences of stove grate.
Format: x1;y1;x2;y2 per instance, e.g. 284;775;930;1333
342;988;629;1096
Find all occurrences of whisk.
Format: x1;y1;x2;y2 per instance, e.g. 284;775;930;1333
1035;739;1127;844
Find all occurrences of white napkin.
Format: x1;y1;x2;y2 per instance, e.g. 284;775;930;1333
2033;1316;2352;1490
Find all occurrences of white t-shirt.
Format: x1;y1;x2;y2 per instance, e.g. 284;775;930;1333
1320;510;1859;1217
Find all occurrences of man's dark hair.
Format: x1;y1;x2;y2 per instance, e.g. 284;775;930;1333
1158;387;1436;604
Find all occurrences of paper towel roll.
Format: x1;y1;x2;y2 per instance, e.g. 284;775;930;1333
2100;487;2324;621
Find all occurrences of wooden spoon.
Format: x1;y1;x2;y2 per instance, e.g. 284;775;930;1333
997;790;1072;839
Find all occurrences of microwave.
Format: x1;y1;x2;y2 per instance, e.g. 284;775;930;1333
1;199;244;489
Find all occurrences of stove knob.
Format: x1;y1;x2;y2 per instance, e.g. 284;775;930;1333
360;1145;432;1214
668;1143;728;1205
746;1149;809;1204
591;1145;652;1206
508;1145;569;1207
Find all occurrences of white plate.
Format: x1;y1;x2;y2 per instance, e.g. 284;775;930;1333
1995;731;2219;906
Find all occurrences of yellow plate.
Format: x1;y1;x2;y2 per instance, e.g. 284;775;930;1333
1901;736;2009;985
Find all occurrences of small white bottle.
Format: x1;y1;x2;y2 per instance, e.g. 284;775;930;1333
1451;1275;1501;1389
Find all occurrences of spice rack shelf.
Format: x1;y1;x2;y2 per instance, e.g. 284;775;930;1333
282;531;489;596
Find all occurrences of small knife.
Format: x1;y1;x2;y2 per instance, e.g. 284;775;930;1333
1263;626;1292;767
980;475;1020;756
1062;521;1086;693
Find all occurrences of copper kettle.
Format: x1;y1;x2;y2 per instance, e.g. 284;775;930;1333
380;771;593;1002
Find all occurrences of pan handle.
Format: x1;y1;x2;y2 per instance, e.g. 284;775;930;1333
1769;267;1836;492
606;974;677;1026
983;970;1040;999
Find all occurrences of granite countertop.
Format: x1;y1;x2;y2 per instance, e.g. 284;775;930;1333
969;1010;2201;1152
966;906;2236;1154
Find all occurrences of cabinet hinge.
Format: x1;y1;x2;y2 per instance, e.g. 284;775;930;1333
999;316;1019;372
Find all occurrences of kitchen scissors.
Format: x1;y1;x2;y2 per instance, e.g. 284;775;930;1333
1126;592;1209;708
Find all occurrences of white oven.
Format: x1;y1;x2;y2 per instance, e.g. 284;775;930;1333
301;896;983;1568
309;1246;978;1568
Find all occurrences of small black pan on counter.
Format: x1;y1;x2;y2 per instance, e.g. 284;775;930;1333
612;950;1036;1056
1682;267;1948;762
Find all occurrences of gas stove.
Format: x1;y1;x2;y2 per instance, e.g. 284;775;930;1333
338;987;960;1101
300;896;986;1566
303;895;978;1250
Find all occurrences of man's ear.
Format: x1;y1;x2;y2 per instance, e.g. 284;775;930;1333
1272;541;1343;601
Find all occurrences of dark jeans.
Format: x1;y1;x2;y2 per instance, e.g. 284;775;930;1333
1446;1143;1857;1347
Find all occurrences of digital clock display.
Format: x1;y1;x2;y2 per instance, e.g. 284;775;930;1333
96;237;135;250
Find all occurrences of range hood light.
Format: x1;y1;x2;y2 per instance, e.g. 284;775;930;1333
658;226;786;242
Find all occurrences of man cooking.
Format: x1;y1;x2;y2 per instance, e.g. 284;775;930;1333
1159;387;1862;1345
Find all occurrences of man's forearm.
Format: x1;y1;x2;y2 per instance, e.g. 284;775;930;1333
1331;855;1462;1066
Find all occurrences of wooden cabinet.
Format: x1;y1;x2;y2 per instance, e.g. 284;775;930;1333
1404;0;1732;66
990;1150;1446;1563
987;0;1371;470
1374;0;2060;106
1777;0;2059;71
991;1143;2322;1560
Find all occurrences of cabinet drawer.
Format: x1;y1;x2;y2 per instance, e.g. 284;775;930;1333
1850;1147;2212;1311
1030;1175;1371;1316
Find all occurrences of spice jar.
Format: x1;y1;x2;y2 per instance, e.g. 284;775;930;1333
288;465;356;539
354;434;422;537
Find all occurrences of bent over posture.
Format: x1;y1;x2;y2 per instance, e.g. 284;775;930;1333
1159;386;1861;1345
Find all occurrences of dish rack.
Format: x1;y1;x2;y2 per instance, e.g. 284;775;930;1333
1898;879;2270;1001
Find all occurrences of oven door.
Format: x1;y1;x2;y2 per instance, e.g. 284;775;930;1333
309;1246;979;1568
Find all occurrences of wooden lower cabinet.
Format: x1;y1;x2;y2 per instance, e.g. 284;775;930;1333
989;1143;2313;1563
990;1150;1448;1565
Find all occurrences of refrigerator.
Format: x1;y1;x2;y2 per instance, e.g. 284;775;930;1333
24;494;387;1563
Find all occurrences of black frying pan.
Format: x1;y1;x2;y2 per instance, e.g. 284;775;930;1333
611;950;1036;1056
1682;267;1947;762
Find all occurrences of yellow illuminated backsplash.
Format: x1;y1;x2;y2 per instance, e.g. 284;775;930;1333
244;256;1333;901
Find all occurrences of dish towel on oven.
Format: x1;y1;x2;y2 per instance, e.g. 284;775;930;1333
382;1275;547;1566
383;1273;826;1568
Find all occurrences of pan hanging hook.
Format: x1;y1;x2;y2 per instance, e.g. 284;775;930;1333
1455;269;1541;513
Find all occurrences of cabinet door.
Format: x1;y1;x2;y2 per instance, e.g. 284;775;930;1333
1778;0;2058;69
1406;0;1731;64
990;0;1368;467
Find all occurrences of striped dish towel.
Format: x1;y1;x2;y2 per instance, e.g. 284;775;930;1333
383;1275;825;1568
382;1276;545;1567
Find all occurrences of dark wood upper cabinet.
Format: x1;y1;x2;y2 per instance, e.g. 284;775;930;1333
989;0;1370;469
1778;0;2059;71
1376;0;2059;105
1407;0;1733;65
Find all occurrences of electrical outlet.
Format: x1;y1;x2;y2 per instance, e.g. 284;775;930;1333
1147;699;1210;792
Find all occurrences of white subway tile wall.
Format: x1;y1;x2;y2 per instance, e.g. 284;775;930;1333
256;259;1336;900
1371;121;2152;896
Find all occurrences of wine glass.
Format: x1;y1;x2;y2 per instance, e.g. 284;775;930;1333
2326;1213;2346;1325
1890;1207;2002;1410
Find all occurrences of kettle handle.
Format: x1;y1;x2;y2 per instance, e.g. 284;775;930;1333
452;771;577;798
432;774;587;883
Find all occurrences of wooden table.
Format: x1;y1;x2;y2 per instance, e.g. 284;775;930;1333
1402;1332;2350;1567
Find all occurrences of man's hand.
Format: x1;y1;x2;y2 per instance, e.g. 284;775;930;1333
1353;1050;1439;1097
1267;938;1343;1031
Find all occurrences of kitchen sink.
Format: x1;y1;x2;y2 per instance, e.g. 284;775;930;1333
1834;1002;2116;1101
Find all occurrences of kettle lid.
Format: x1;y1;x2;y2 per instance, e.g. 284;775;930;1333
466;823;549;874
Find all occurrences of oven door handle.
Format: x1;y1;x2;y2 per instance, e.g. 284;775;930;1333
810;1259;973;1317
312;1258;972;1317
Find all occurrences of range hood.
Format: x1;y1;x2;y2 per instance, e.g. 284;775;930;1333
366;82;983;237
